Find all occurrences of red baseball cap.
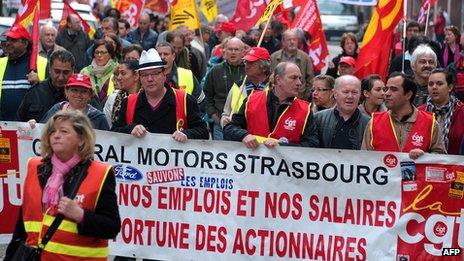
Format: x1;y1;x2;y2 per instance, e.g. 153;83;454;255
214;22;236;34
4;24;30;41
66;74;93;90
243;47;270;62
339;56;356;66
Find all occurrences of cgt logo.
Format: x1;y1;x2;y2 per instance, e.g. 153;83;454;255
114;164;143;182
384;154;398;168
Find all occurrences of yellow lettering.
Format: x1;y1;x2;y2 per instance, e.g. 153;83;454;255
403;184;462;216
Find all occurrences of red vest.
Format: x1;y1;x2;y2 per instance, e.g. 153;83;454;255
245;90;311;144
371;110;435;152
126;88;188;130
23;157;111;260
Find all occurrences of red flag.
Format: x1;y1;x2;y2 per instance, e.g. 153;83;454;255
354;0;403;81
14;0;40;71
230;0;268;31
291;0;329;71
14;0;39;28
30;6;40;71
145;0;169;15
59;1;96;39
116;0;144;28
21;0;49;19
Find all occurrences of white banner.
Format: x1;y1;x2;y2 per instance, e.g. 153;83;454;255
1;121;464;260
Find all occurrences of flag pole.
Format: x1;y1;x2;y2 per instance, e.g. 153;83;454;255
30;5;39;72
424;2;431;36
401;0;407;73
230;0;281;118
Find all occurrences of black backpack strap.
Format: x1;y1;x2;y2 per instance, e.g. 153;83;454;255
38;165;87;249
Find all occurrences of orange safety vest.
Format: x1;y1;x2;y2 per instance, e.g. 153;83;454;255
245;90;311;144
126;88;188;130
371;110;435;152
23;157;112;260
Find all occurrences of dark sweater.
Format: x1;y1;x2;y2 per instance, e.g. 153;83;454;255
111;88;209;139
203;61;245;117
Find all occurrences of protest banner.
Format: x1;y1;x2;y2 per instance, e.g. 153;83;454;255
0;121;463;260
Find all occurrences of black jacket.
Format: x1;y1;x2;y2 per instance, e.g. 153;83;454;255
223;90;319;147
17;78;102;122
55;29;91;72
203;61;245;117
111;87;209;139
314;108;369;150
5;159;120;260
17;78;65;122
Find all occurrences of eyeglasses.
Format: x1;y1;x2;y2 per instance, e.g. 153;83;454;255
139;70;164;78
94;50;109;56
311;88;331;93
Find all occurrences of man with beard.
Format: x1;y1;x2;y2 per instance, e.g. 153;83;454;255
56;14;91;72
410;44;437;105
271;29;314;100
362;72;446;159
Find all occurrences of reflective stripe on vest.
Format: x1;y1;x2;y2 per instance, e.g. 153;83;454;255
230;83;245;114
0;56;47;102
245;90;311;144
41;241;108;259
107;74;115;96
177;67;194;95
126;88;188;129
23;157;111;260
371;110;434;152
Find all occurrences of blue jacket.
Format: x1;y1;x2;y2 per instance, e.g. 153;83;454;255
128;28;158;51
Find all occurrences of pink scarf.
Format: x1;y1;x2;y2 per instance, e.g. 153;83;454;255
443;44;461;66
42;154;81;213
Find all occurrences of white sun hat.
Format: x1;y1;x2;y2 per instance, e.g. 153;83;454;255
138;48;167;71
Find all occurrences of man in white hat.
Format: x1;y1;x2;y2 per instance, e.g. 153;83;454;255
111;48;208;141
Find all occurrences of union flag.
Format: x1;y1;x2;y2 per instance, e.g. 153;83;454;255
59;1;96;39
290;0;329;71
354;0;403;80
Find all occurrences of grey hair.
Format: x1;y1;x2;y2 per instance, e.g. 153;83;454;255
273;62;290;78
40;24;57;35
411;44;437;66
334;75;361;90
258;59;271;76
282;29;297;41
312;75;335;89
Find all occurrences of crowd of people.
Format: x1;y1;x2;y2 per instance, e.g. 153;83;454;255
2;6;464;260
